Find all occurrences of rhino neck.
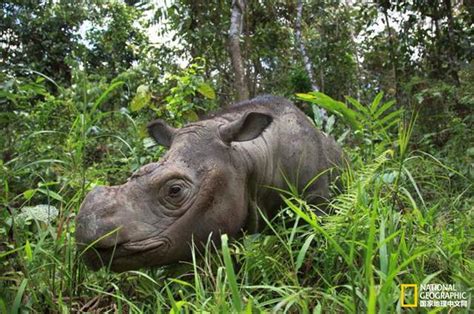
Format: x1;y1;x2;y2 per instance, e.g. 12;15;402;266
232;127;281;233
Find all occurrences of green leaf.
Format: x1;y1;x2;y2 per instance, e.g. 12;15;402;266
0;246;24;259
378;109;402;127
370;92;384;114
182;110;199;122
169;300;186;314
297;92;362;131
313;302;322;314
420;270;443;286
197;82;216;99
37;188;64;203
12;279;28;314
345;96;370;116
221;234;242;312
325;115;335;134
296;234;315;271
379;218;388;275
367;279;377;314
466;147;474;156
24;240;33;261
130;84;151;112
373;100;396;120
0;298;7;314
17;205;59;223
245;298;253;314
92;81;125;114
23;189;36;200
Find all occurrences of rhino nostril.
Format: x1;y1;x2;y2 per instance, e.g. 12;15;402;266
75;223;123;249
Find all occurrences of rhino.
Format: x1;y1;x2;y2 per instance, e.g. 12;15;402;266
75;95;344;271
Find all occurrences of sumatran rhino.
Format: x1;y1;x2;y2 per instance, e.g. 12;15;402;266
75;95;344;271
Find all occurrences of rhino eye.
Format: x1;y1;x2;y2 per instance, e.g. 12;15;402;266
168;185;182;197
158;178;193;211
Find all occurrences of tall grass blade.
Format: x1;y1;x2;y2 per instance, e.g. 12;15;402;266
91;81;125;114
296;234;315;271
12;279;28;314
221;234;242;312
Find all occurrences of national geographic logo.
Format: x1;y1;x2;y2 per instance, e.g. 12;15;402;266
400;283;470;308
400;284;418;307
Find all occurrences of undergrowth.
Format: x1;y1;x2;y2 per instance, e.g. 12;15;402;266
0;78;472;312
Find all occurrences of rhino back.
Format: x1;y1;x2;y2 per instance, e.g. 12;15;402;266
216;95;343;221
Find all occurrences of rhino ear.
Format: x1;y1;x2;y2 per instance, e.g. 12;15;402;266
147;120;177;148
219;112;272;143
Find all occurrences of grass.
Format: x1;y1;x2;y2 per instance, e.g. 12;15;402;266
1;143;472;313
0;83;472;312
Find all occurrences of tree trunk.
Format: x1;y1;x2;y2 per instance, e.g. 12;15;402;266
229;0;249;101
443;0;460;84
382;8;401;106
295;0;319;92
295;0;327;120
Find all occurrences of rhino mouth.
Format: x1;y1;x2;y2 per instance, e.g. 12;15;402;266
80;237;170;271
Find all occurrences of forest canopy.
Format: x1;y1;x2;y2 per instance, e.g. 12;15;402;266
1;0;472;312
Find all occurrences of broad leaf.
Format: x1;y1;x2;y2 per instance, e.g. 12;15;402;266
197;82;216;99
297;92;362;131
131;84;151;112
17;205;59;223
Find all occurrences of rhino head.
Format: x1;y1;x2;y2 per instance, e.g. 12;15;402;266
75;112;272;272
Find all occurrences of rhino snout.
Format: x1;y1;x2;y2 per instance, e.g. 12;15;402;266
75;186;124;248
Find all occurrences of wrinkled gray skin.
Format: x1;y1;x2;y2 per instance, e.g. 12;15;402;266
75;95;344;272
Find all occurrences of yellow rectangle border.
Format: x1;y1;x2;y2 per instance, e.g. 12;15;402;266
401;284;418;308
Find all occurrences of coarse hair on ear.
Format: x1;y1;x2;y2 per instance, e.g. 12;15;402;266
219;112;273;144
147;119;177;148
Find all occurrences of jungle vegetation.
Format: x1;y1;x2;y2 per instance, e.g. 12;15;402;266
1;0;472;312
